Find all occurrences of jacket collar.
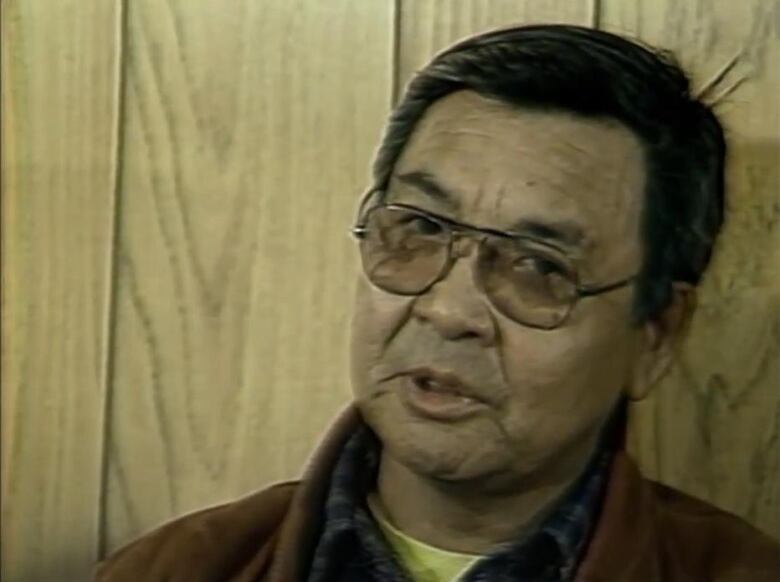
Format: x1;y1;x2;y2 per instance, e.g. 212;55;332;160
268;405;362;581
267;404;660;582
575;452;660;581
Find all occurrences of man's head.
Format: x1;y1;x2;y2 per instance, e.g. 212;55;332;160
349;25;725;490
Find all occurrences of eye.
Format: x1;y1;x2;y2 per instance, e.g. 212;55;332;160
514;255;568;277
402;214;443;236
506;253;575;304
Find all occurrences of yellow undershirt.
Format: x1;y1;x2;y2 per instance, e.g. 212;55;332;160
367;494;483;582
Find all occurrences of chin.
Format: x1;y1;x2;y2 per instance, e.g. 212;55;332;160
357;394;510;482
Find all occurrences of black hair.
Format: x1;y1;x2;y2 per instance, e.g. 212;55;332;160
371;24;726;323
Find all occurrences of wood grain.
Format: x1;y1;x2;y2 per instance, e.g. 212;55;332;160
5;1;776;573
103;0;393;552
397;0;595;91
0;1;122;580
600;0;780;539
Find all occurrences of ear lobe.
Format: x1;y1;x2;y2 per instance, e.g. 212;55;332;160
626;334;672;401
626;283;696;402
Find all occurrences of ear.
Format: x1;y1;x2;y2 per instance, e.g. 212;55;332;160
626;282;697;401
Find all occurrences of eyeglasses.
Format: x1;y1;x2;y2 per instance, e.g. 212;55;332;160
351;202;635;330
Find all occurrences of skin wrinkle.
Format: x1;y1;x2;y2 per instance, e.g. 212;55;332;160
390;172;591;261
396;137;609;242
350;90;685;554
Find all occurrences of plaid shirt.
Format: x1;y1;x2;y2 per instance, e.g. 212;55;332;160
307;422;614;582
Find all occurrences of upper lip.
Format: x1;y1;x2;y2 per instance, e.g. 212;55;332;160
401;366;485;403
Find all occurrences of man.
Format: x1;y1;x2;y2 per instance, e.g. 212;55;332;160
96;24;780;582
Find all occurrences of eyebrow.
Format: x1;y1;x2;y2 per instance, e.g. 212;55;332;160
395;170;587;251
396;171;458;207
508;218;587;251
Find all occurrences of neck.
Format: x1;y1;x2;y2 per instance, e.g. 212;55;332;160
374;432;601;554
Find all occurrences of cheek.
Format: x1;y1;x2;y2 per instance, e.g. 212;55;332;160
498;314;639;424
349;279;413;394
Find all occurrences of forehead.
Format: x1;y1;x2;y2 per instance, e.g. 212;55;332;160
389;90;647;269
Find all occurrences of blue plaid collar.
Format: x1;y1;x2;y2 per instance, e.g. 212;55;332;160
307;413;617;582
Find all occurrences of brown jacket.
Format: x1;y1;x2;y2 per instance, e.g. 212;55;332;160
95;406;780;582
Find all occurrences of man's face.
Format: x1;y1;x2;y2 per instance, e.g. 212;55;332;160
350;90;649;488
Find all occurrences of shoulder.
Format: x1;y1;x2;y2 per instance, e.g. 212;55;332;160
648;481;780;581
94;481;299;582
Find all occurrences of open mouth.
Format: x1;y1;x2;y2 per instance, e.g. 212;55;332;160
411;375;478;403
401;369;486;421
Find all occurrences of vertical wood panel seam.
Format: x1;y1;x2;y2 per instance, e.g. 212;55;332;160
590;0;602;29
96;0;130;562
391;0;402;106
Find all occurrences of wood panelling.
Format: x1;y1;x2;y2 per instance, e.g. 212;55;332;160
0;1;122;580
103;0;393;552
601;0;780;538
3;1;778;577
397;0;595;90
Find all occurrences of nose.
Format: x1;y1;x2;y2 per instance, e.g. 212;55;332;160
411;238;497;346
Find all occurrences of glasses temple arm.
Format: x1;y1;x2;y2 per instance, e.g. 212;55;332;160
577;276;636;298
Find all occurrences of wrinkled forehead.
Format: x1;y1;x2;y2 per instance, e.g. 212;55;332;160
388;90;647;268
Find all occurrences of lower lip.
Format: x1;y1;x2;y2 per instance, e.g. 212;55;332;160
400;376;486;421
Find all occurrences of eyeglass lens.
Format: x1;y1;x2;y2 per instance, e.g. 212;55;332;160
359;206;578;329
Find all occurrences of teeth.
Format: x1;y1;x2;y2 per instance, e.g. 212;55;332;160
415;377;466;398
